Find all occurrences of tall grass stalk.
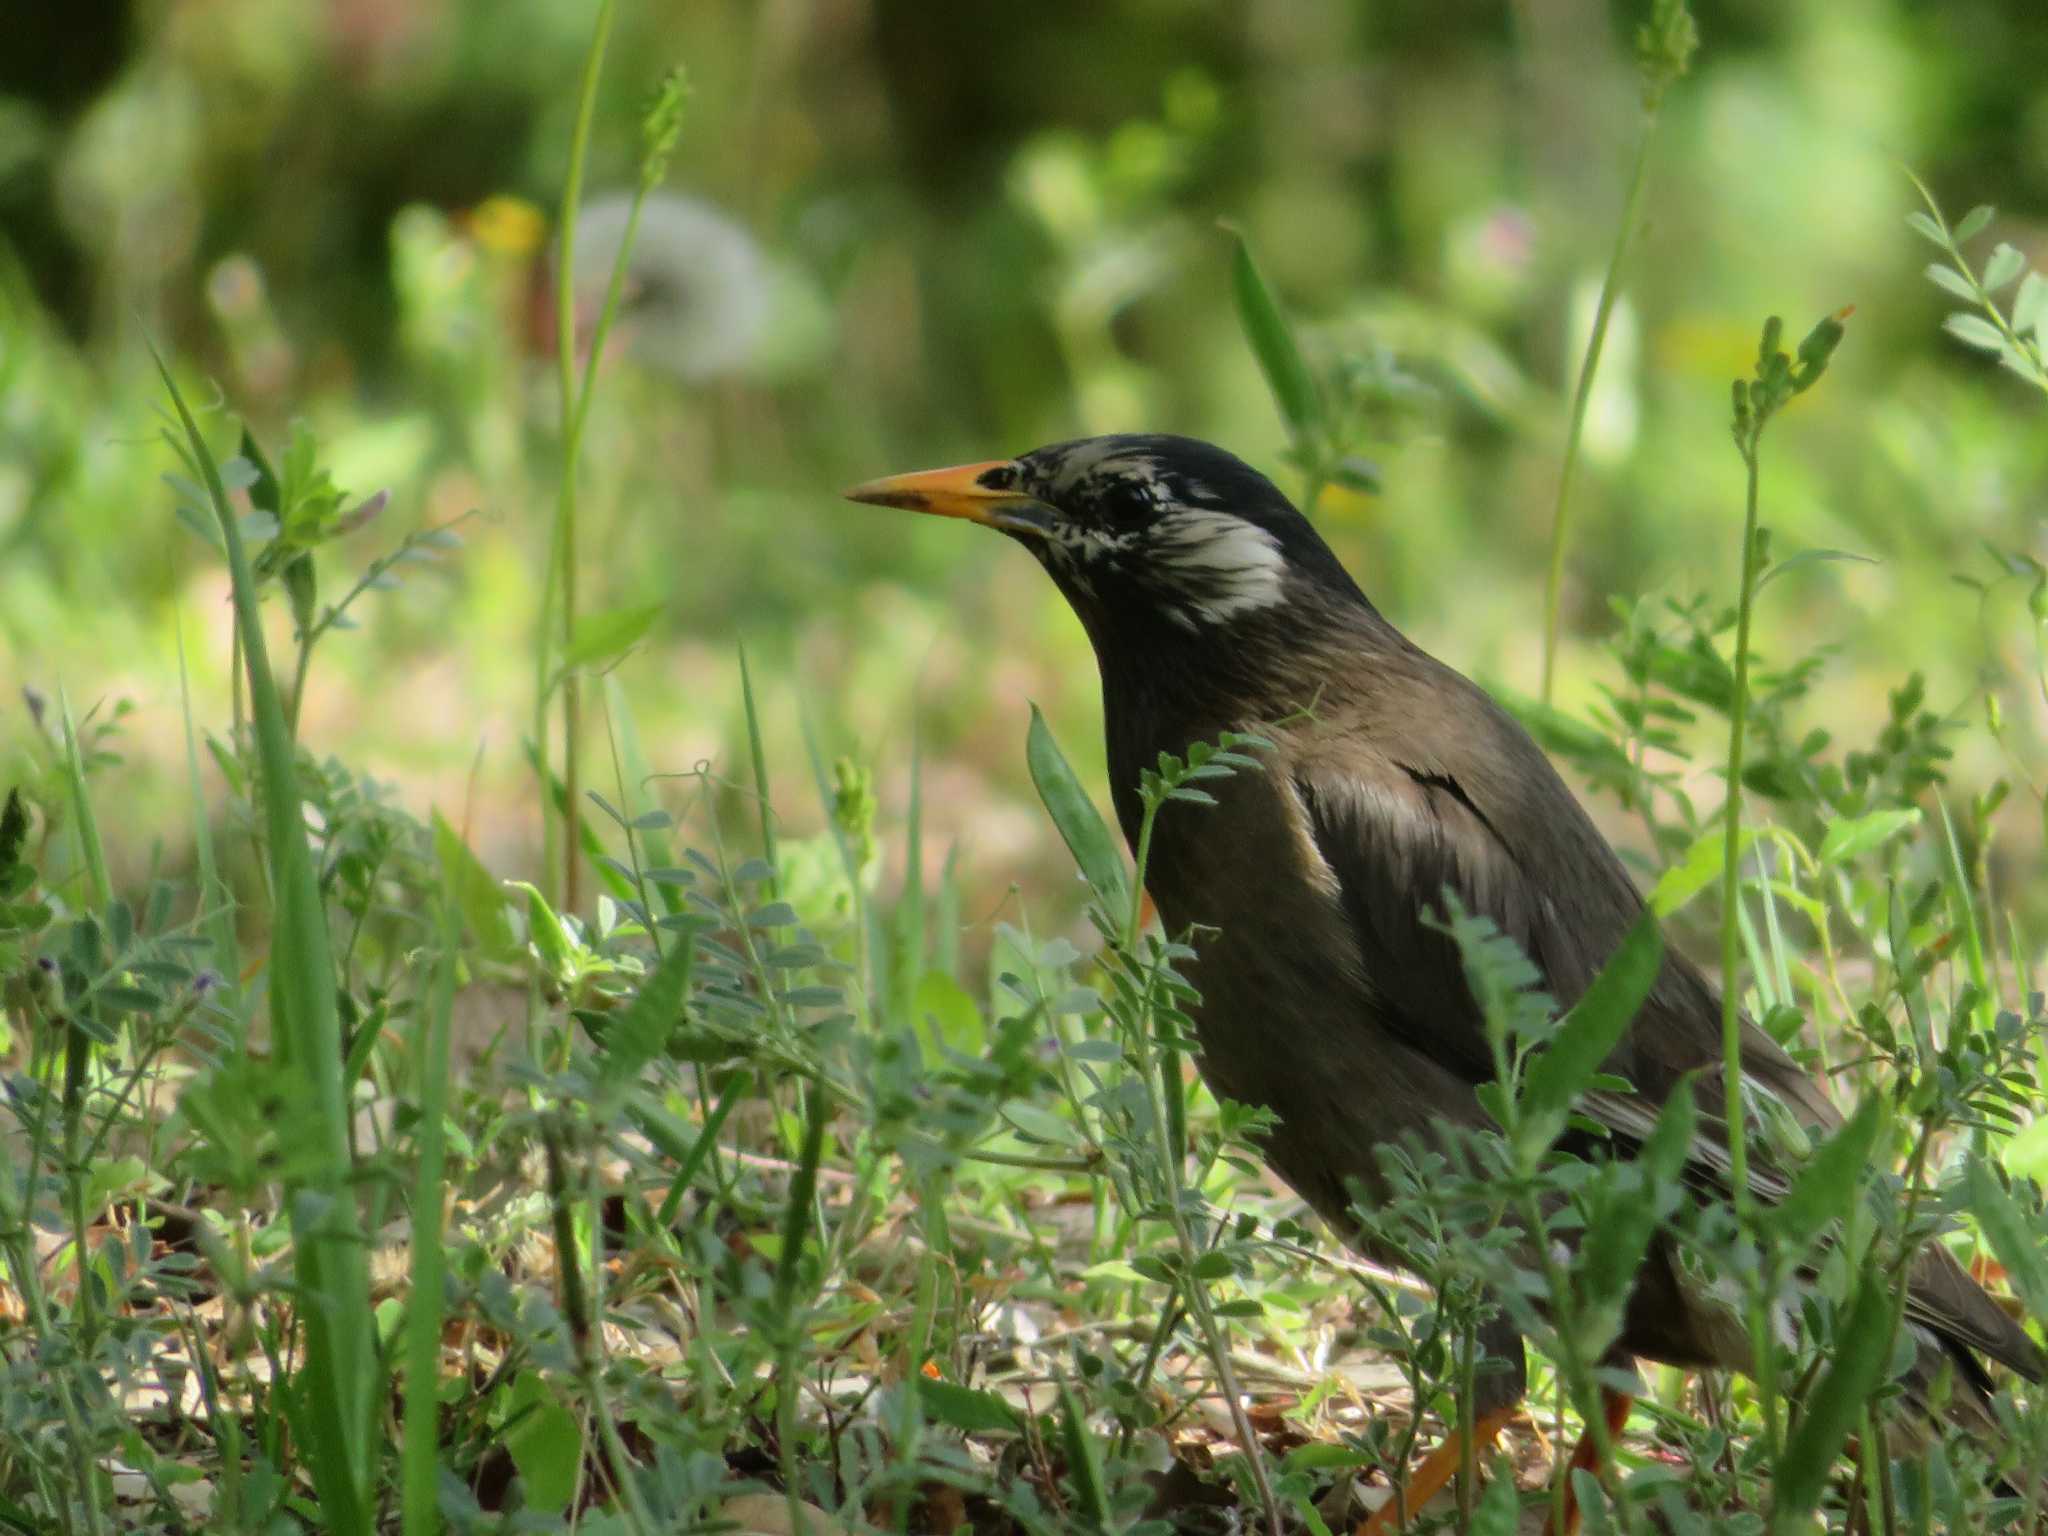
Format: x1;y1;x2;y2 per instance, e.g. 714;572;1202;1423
536;18;684;917
400;901;459;1536
1538;0;1697;704
1717;430;1766;1222
155;357;376;1536
536;0;615;914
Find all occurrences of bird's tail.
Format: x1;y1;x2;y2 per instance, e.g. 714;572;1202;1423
1885;1325;2044;1504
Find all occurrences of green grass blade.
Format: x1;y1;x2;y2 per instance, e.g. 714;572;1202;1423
177;611;242;1017
400;901;458;1536
1768;1267;1897;1532
1225;225;1322;447
152;352;374;1536
56;686;112;912
1025;705;1131;919
738;642;778;895
1515;910;1664;1161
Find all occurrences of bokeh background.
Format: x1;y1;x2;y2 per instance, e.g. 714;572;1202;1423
4;0;2047;925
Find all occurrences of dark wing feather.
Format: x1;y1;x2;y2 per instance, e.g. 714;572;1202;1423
1288;656;2044;1382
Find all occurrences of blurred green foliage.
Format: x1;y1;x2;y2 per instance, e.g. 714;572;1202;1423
3;0;2047;925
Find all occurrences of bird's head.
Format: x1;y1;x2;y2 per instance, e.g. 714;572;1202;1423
845;434;1369;650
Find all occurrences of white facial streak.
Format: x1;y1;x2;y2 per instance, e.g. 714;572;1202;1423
1147;508;1287;628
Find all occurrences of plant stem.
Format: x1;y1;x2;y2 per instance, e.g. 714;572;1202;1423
1719;439;1764;1224
1540;113;1661;705
541;0;616;916
1123;801;1282;1536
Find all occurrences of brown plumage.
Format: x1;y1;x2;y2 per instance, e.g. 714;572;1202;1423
848;433;2043;1520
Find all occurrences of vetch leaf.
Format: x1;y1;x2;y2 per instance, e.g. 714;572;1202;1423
1953;204;1995;243
1924;263;1978;301
1226;224;1323;443
1944;312;2008;353
1515;910;1663;1162
1001;1102;1084;1148
2014;272;2048;337
1026;705;1131;918
1903;210;1947;247
1983;242;2025;291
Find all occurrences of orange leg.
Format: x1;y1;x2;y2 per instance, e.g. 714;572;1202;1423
1540;1386;1634;1536
1356;1405;1517;1535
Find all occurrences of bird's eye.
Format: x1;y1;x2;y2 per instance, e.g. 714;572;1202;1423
976;464;1018;492
1096;481;1163;526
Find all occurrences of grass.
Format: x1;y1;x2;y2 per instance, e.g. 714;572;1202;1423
6;7;2048;1535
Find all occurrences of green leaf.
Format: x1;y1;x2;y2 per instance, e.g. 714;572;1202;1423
1766;1097;1884;1251
1057;1383;1112;1529
1923;262;1978;301
1982;242;2025;291
2001;1115;2048;1184
1649;827;1758;917
432;810;519;961
917;1376;1022;1435
1001;1102;1084;1148
1769;1267;1897;1532
505;880;572;977
1817;808;1919;865
1756;546;1878;591
1515;911;1663;1162
1944;312;2008;353
1226;225;1323;443
1579;1082;1694;1314
1025;705;1131;918
559;601;663;674
914;969;984;1053
1903;210;1947;247
2013;271;2048;338
500;1371;582;1513
1467;1461;1523;1536
1953;204;1995;243
1963;1157;2048;1324
600;933;694;1088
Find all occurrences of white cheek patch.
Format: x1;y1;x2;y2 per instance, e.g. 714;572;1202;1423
1147;509;1288;626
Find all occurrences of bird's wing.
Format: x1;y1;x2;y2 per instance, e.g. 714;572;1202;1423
1288;688;2044;1382
1288;753;1552;1089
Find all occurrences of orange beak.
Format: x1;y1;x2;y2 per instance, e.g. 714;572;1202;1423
843;460;1053;536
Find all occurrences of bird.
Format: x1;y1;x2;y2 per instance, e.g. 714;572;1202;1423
846;433;2045;1531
